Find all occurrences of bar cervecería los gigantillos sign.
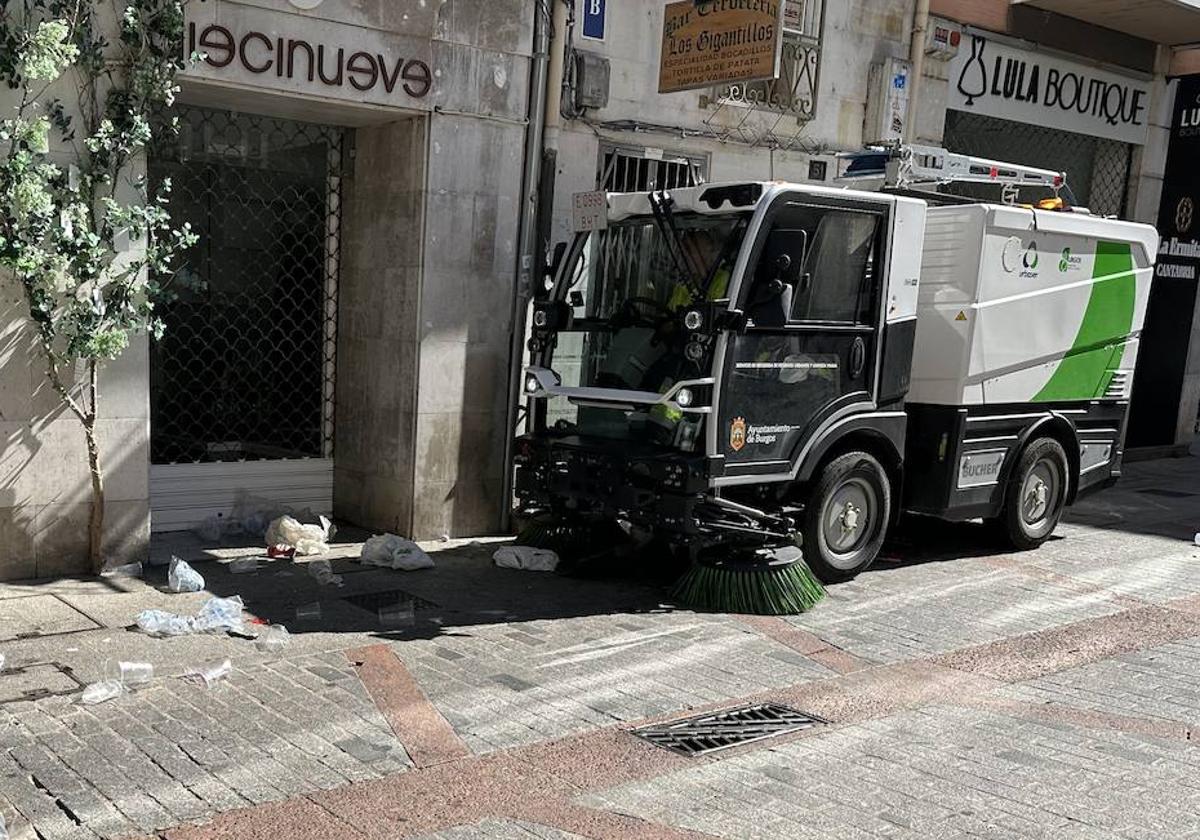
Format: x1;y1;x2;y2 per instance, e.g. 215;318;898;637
659;0;785;95
183;3;435;109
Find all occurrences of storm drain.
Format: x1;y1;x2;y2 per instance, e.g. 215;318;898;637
632;703;825;756
341;589;437;613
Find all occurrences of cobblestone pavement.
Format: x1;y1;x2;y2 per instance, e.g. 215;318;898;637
0;451;1198;839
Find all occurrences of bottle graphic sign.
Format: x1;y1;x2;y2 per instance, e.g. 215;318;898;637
957;36;987;106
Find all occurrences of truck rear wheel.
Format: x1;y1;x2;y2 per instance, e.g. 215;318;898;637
998;438;1069;550
803;451;891;583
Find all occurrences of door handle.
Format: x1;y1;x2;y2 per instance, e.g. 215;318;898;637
849;337;866;380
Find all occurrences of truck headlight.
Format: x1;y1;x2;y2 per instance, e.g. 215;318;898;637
525;373;541;394
683;310;704;331
533;310;550;328
676;388;694;408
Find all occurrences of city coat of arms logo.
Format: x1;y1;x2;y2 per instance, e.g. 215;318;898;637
730;417;747;452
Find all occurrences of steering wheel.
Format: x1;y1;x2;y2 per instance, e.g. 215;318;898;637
614;296;675;328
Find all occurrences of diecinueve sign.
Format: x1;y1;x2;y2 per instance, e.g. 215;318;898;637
659;0;784;95
182;3;434;109
948;34;1152;146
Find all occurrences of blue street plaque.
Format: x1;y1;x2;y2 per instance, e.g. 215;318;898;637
582;0;606;40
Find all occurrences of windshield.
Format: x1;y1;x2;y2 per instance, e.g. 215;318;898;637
545;212;749;450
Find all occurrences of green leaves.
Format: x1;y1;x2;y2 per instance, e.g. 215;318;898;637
0;0;194;378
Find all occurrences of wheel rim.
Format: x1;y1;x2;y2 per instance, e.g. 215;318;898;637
1020;456;1062;531
821;477;877;569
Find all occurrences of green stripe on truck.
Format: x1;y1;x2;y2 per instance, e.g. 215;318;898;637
1033;241;1135;403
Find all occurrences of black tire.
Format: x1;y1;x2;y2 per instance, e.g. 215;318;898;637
802;451;892;583
998;438;1070;550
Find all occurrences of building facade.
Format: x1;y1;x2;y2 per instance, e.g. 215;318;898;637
3;0;1200;581
1;0;534;579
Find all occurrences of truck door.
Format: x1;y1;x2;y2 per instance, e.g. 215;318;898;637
716;198;887;479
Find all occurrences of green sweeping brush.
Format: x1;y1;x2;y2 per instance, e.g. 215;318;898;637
671;545;825;615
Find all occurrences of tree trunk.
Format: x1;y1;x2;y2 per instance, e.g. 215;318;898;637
85;418;105;573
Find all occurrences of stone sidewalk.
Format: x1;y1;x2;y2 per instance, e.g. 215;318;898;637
1;450;1199;839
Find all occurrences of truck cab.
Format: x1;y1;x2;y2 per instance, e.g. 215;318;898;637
514;154;1157;582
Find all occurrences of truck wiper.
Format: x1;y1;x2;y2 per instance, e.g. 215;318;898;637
648;192;703;298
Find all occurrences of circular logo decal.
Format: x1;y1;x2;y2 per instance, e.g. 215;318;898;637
288;0;324;9
1177;197;1194;235
1001;236;1023;273
1022;241;1039;270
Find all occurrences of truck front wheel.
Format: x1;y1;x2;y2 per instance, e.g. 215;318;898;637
803;451;892;583
998;438;1069;550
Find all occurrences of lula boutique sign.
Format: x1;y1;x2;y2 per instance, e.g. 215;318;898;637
182;0;435;110
949;34;1152;146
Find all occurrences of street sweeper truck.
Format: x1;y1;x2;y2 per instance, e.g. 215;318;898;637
513;145;1158;585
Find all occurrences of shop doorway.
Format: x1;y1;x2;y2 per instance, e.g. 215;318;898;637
147;106;346;531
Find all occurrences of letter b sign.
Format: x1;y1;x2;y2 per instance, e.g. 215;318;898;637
582;0;606;39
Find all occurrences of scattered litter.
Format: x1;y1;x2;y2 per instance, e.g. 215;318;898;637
193;513;231;543
80;680;125;705
256;624;291;653
136;596;247;637
184;658;232;688
493;546;559;572
296;602;322;622
308;559;344;587
102;562;143;578
439;533;451;543
268;544;296;559
1194;532;1200;547
118;661;154;687
360;534;435;571
266;515;333;556
231;491;291;540
228;557;260;575
378;600;416;628
168;557;205;593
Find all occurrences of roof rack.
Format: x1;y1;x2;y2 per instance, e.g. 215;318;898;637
838;143;1071;206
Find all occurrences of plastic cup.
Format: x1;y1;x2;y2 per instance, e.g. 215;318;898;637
118;661;154;687
378;600;415;628
229;557;259;575
296;602;322;622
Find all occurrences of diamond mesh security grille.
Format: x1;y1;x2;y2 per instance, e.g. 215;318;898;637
943;110;1133;218
148;107;345;464
633;703;825;756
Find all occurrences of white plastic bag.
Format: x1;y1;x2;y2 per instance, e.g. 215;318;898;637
493;546;559;572
360;534;434;571
136;596;246;637
168;557;205;593
266;515;333;556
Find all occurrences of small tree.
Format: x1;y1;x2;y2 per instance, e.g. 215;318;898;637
0;1;195;572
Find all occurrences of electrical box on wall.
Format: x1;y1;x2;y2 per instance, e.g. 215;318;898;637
864;57;911;145
573;51;610;110
926;18;962;61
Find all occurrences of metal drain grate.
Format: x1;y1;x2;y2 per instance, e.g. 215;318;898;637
633;703;824;756
1139;488;1198;498
341;589;437;613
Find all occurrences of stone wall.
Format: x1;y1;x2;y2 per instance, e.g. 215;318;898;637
333;117;427;535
